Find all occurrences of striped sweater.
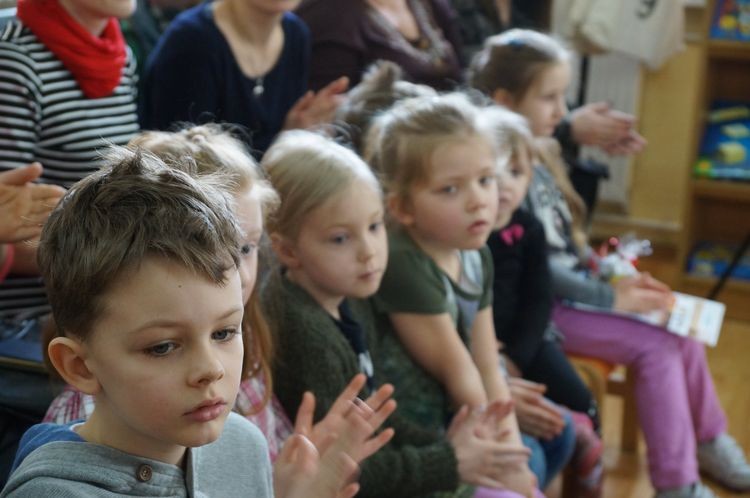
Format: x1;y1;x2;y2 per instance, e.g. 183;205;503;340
0;19;139;320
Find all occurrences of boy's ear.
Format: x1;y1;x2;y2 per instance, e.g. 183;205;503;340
48;336;101;395
386;193;415;226
492;88;515;109
270;233;301;269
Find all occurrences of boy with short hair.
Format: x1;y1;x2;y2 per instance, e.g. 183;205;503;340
1;148;273;496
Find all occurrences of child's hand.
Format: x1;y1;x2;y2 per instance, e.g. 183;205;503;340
508;377;565;441
284;77;349;130
294;373;396;462
613;273;673;314
273;433;360;498
0;163;65;243
447;405;532;490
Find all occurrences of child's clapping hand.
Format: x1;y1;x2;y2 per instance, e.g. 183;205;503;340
447;401;536;497
508;377;566;441
274;374;396;498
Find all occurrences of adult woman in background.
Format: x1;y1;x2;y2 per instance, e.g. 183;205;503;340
297;0;463;91
141;0;347;157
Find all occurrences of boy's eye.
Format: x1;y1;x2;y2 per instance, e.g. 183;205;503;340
439;185;457;195
240;243;256;256
330;234;348;244
369;221;383;232
213;328;239;342
146;342;177;357
479;175;495;186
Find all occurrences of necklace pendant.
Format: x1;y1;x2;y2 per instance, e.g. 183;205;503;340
253;79;264;97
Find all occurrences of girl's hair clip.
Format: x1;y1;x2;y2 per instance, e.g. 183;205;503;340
507;39;525;50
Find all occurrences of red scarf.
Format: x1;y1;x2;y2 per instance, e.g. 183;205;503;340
17;0;126;99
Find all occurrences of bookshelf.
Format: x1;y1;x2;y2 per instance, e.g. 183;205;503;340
678;2;750;320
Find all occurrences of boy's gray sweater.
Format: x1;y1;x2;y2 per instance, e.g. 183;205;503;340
0;412;273;497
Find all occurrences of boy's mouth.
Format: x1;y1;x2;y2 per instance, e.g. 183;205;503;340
184;398;227;422
468;220;489;234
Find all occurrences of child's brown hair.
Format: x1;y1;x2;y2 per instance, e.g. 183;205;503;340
39;147;242;343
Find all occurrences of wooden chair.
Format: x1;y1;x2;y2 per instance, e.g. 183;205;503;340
568;355;639;451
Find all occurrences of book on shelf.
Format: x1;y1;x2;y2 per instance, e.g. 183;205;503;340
694;101;750;181
569;292;726;347
710;0;750;42
688;241;750;281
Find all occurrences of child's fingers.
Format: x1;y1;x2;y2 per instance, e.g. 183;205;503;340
359;427;395;461
329;374;367;416
363;382;394;412
294;391;316;437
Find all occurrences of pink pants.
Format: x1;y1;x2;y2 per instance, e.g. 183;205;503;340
552;303;727;489
474;488;545;498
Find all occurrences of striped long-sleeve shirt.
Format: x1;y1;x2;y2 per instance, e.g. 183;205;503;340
0;19;139;320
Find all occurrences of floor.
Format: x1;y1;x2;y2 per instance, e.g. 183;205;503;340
596;249;750;498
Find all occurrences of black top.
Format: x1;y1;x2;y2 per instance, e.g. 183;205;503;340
486;209;553;372
332;300;375;391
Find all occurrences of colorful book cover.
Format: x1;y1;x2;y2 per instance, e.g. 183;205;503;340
710;0;750;41
694;101;750;180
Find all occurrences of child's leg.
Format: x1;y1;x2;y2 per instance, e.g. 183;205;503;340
536;411;576;488
522;433;547;488
473;487;547;498
551;304;726;490
679;338;727;443
523;339;600;429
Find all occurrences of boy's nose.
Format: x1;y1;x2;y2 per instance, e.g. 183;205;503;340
188;346;225;386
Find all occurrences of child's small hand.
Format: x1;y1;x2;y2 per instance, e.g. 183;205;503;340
294;373;396;462
508;377;565;441
447;405;532;490
613;274;673;314
273;433;360;498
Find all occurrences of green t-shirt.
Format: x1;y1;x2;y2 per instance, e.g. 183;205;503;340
371;228;494;431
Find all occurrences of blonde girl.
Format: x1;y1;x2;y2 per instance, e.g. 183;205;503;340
367;93;539;498
469;29;750;498
263;129;532;498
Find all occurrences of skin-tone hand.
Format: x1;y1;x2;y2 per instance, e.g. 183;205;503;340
613;272;674;314
284;77;349;131
0;163;65;243
570;102;647;156
273;433;361;498
294;373;396;462
447;404;535;496
508;377;565;441
277;374;397;498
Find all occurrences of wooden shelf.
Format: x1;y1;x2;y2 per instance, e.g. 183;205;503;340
682;273;750;292
708;40;750;60
692;178;750;202
680;273;750;320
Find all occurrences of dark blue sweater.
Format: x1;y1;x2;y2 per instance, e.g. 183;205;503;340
140;3;310;156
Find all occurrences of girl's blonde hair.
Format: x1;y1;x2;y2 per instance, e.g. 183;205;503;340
365;92;501;201
129;124;279;413
469;30;588;253
262;130;380;240
484;106;534;175
468;28;570;102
